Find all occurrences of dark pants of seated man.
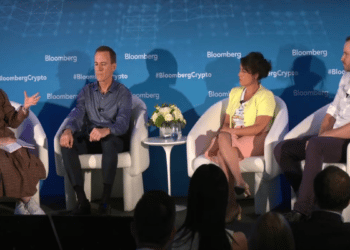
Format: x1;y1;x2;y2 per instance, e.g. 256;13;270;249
61;131;125;202
274;135;350;216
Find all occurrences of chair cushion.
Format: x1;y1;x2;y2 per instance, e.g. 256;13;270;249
78;152;131;169
239;156;265;172
193;155;265;175
300;160;347;172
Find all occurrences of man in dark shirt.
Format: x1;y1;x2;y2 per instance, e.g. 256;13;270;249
60;46;132;215
291;166;350;250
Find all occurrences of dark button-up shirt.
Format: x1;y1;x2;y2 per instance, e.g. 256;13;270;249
65;80;132;136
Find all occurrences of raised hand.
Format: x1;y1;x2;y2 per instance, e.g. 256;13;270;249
24;91;41;109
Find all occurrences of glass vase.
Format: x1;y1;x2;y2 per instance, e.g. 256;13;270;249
159;126;172;138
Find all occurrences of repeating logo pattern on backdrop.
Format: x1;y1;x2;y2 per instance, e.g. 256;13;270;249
0;0;347;197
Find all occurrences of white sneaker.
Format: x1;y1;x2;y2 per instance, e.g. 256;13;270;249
14;201;30;215
25;199;46;215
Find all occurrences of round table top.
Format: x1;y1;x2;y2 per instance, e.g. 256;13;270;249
143;136;187;146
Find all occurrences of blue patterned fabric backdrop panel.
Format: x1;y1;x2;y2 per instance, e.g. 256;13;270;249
0;0;348;197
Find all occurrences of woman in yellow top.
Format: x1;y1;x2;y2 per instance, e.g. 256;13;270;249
205;52;275;221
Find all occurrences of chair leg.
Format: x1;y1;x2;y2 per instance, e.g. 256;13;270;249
254;173;283;214
291;187;297;210
343;203;350;222
123;170;144;211
254;173;268;214
33;183;41;205
84;171;92;202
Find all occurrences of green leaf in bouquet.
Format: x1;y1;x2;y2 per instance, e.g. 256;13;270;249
155;115;165;128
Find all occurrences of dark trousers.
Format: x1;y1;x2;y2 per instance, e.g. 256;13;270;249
274;135;350;215
61;132;125;188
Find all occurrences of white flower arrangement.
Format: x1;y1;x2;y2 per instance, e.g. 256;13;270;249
148;104;187;128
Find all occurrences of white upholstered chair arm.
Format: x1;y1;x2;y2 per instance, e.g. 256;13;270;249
187;99;226;177
29;112;47;146
54;118;69;177
347;143;350;175
128;108;149;176
284;104;330;140
9;101;49;179
31;115;49;179
186;132;200;177
263;97;289;179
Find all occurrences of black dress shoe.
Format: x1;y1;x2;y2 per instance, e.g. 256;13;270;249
283;210;307;223
97;203;111;216
234;186;245;195
71;201;91;215
234;183;251;197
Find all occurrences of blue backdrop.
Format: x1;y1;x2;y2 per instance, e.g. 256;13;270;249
0;0;348;202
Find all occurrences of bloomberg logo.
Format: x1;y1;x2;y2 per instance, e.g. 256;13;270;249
125;53;158;61
292;49;328;57
73;74;129;80
0;75;47;82
208;91;230;98
156;72;212;80
269;70;298;78
133;92;160;100
207;51;242;59
47;93;78;100
328;69;346;75
45;55;77;62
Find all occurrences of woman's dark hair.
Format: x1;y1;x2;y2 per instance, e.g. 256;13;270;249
249;212;295;250
173;164;233;250
134;190;176;247
240;52;272;80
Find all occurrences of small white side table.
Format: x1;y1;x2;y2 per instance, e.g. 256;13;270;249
143;136;187;211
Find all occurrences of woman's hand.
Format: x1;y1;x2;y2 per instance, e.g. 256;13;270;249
0;137;16;146
24;91;41;109
219;127;239;140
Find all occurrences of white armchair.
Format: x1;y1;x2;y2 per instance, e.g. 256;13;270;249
54;95;149;212
9;101;49;205
187;96;288;214
283;103;350;222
